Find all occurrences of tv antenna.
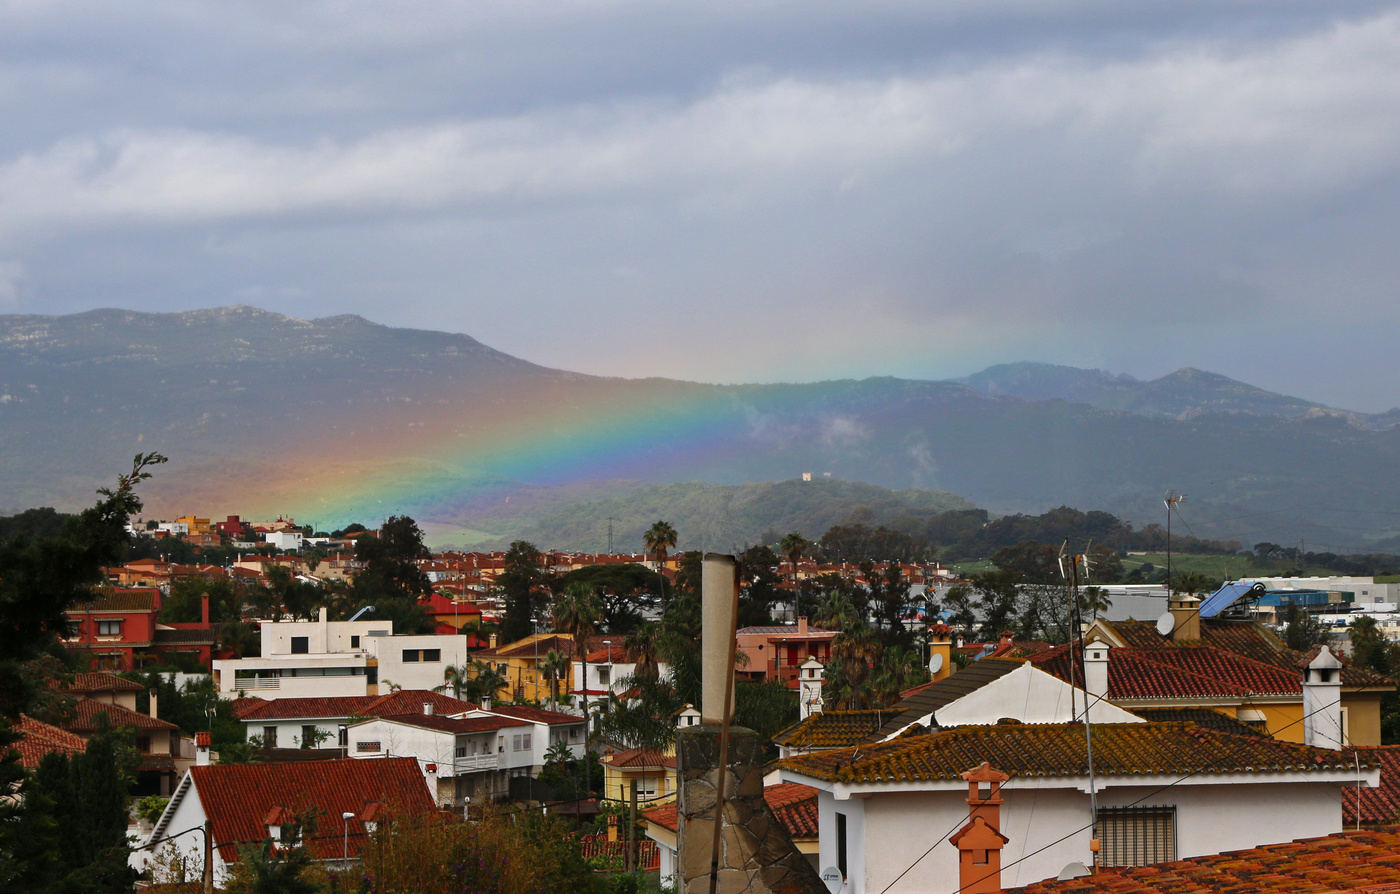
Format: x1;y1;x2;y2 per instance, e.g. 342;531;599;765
604;517;618;555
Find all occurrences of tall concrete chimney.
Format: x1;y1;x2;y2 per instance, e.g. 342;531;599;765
1168;594;1201;642
701;554;738;724
195;731;212;767
949;763;1010;894
1303;646;1344;750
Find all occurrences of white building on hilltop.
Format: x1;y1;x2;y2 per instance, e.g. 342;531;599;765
212;607;467;697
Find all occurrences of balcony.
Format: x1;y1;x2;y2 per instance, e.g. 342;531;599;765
453;754;502;773
235;677;280;690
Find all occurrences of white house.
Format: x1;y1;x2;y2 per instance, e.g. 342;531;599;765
234;689;479;750
569;646;671;710
346;703;587;808
143;755;435;887
778;721;1378;893
212;608;467;697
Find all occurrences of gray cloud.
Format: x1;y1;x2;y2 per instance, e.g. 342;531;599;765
3;2;1400;410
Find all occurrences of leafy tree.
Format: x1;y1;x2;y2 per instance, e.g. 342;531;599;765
500;540;546;643
556;563;659;634
539;650;572;707
737;545;783;627
1282;604;1329;652
160;574;243;624
438;662;471;700
1172;571;1216;599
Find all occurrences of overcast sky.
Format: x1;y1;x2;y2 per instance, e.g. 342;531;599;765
4;1;1399;411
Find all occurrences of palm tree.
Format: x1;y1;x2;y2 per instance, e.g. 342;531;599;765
829;618;882;710
625;623;662;685
553;582;603;734
465;659;508;705
539;649;571;708
643;521;679;609
780;532;809;619
437;662;471;700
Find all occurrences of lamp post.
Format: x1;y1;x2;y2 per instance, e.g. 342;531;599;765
603;640;612;697
342;812;355;866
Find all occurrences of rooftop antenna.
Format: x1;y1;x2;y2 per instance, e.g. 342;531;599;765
1164;491;1185;597
604;517;618;555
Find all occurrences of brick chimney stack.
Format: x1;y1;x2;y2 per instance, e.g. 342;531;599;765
949;762;1010;894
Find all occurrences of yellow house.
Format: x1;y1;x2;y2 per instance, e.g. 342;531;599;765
600;748;678;805
474;632;583;704
1065;599;1395;746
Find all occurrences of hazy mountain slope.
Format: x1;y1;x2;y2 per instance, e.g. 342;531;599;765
3;307;1398;550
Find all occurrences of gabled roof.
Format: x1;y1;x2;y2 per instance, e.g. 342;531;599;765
642;782;819;840
13;714;87;768
58;672;145;693
1130;708;1266;737
604;748;676;770
773;711;895;751
362;690;478;716
1032;645;1302;700
735;624;835;637
1010;827;1400;894
364;713;521;735
235;696;376;721
185;757;435;863
868;659;1024;741
69;588;158;613
779;721;1374;786
67;698;178;732
482;705;583;725
1342;745;1400;827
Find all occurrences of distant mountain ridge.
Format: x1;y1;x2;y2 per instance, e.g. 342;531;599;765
2;307;1398;551
960;362;1398;429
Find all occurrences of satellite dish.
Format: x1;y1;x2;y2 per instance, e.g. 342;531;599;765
1058;862;1092;881
821;866;844;893
929;653;944;674
1156;612;1176;636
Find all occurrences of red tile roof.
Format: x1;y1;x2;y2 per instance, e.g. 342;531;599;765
642;783;818;840
362;690;478;716
58;672;145;693
1010;827;1400;894
68;588;158;613
187;757;435;863
13;714;87;768
579;834;660;871
1343;746;1400;826
779;722;1374;785
235;696;376;721
484;705;584;726
67;698;178;732
1032;643;1303;700
369;713;522;734
604;749;676;770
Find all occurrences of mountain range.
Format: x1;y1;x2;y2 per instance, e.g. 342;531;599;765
2;306;1397;552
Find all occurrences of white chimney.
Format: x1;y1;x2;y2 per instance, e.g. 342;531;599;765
1303;646;1344;750
1083;638;1109;709
148;689;159;720
195;731;211;767
423;702;433;716
798;657;825;720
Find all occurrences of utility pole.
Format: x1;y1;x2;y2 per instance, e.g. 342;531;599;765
202;820;213;894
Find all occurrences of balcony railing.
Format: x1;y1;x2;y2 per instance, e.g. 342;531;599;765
235;677;280;690
453;754;502;773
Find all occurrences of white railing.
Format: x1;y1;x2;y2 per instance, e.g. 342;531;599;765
236;677;280;690
453;754;501;773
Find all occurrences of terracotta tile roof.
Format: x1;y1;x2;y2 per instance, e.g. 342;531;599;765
58;672;145;693
964;639;1055;660
187;757;435;863
779;721;1375;785
368;713;521;734
642;783;818;840
362;690;478;716
69;588;158;613
1131;708;1267;737
1032;645;1301;700
869;659;1026;741
485;705;584;725
736;624;835;637
66;698;178;732
1343;746;1400;826
12;714;86;768
235;696;376;721
764;783;819;839
1010;827;1400;894
228;696;268;715
604;748;676;769
152;628;217;645
774;710;896;750
579;834;660;871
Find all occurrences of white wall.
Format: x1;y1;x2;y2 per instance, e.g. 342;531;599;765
146;777;232;887
370;634;468;692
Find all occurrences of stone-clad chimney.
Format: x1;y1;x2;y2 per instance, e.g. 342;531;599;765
949;763;1010;894
1303;646;1345;750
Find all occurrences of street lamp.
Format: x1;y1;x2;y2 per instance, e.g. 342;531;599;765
603;640;612;695
341;812;355;866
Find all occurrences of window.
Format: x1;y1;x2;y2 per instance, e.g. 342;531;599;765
290;636;309;654
403;649;420;662
513;734;523;751
1097;806;1176;867
97;619;122;636
356;741;382;753
301;725;318;746
522;733;531;751
455;746;467;758
423;649;441;662
351;635;361;648
498;736;505;753
597;666;610;685
263;727;278;748
836;812;848;878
